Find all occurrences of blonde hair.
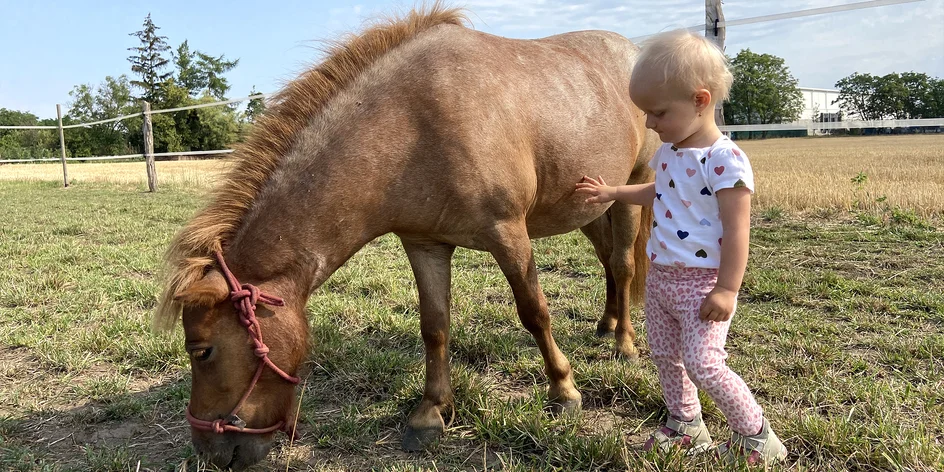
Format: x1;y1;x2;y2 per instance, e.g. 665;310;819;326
631;29;733;103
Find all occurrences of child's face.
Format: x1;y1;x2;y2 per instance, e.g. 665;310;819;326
630;72;711;147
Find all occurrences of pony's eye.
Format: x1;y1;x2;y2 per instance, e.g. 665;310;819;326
190;347;213;362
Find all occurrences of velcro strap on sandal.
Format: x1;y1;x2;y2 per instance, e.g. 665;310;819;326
666;416;701;437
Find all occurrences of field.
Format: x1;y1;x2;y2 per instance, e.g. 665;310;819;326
0;135;942;471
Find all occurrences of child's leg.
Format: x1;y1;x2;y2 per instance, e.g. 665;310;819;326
678;274;763;436
645;266;700;422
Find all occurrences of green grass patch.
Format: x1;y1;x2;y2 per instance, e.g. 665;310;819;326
0;181;942;471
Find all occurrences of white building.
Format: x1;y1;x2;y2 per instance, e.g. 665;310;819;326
799;87;842;121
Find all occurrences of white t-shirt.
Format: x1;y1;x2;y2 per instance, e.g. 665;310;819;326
646;136;754;269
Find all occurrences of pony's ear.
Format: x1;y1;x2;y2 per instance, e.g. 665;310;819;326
174;270;229;307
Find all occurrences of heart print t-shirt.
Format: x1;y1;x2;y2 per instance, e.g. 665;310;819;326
646;135;754;269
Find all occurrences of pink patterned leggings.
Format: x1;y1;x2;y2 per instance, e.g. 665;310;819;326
645;264;763;436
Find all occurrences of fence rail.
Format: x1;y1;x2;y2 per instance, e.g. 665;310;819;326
720;118;944;132
0;94;269;131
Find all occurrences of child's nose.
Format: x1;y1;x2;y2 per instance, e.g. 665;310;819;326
645;115;656;129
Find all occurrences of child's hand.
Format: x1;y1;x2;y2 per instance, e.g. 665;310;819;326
575;176;615;203
699;286;738;322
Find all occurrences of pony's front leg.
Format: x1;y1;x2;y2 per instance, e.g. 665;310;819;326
400;239;456;452
485;222;582;413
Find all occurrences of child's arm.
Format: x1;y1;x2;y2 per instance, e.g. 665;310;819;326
700;186;752;322
575;176;655;206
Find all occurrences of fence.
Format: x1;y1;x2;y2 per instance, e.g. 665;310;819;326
0;92;269;190
0;0;937;189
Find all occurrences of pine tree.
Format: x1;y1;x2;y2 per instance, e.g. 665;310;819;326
196;52;239;100
245;87;267;123
174;40;203;96
127;14;172;103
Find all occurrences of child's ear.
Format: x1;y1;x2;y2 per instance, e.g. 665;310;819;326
694;89;713;112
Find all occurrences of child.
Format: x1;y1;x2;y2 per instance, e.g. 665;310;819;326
575;30;787;465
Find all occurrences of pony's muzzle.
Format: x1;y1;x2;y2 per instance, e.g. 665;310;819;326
192;430;274;470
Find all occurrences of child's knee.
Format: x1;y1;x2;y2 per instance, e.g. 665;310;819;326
683;358;726;388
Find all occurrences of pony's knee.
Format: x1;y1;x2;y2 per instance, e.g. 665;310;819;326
607;253;635;280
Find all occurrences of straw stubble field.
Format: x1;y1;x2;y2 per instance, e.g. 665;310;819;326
0;134;941;471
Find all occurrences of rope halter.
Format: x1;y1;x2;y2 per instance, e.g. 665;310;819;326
186;251;301;435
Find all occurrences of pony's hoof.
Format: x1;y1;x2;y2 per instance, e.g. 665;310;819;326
595;324;615;338
402;425;443;452
548;397;582;416
614;345;640;362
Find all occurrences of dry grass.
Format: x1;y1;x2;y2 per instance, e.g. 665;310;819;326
2;134;942;216
740;134;944;217
0;159;228;188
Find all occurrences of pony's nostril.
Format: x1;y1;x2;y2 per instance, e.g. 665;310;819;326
226;445;239;470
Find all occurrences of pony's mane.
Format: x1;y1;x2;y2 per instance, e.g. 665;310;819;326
154;3;467;330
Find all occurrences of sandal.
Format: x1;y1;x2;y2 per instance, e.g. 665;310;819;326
717;417;788;465
643;413;712;454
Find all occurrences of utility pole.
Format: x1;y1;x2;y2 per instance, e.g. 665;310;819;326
706;0;726;128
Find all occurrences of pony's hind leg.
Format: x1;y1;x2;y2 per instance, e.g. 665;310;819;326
485;222;582;413
579;213;619;338
400;238;457;452
580;201;645;360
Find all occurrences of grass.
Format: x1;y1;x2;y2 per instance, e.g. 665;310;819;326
0;159;227;188
0;135;943;471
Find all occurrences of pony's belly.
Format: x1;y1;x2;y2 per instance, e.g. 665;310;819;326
525;203;609;239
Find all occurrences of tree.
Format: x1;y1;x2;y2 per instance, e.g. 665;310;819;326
896;72;942;119
929;78;944;118
173;40;204;97
66;75;138;157
0;109;59;160
172;41;239;100
834;73;882;121
196;52;239;100
874;73;910;120
127;14;173;103
245;87;266;123
835;72;943;120
723;49;804;136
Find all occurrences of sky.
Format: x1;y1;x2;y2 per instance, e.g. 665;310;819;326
1;0;942;120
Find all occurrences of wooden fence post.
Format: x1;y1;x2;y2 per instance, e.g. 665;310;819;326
706;0;726;128
56;104;69;188
142;101;157;192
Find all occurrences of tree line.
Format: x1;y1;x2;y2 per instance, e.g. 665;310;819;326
2;19;942;160
723;49;944;131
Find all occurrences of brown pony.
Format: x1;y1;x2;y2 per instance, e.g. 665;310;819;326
156;4;656;469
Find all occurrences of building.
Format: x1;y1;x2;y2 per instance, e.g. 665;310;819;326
799;87;842;122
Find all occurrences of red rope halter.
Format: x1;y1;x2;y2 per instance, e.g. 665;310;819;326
186;251;300;435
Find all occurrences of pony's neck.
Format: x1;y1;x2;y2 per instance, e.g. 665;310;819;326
225;176;381;299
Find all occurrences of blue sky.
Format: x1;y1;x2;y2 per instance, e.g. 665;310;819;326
1;0;942;119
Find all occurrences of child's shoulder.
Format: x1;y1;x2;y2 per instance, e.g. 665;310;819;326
708;136;748;159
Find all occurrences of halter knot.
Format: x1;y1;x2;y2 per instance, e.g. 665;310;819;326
212;419;225;434
231;284;259;304
254;346;270;357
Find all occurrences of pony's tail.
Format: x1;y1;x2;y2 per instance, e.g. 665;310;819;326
630;129;659;305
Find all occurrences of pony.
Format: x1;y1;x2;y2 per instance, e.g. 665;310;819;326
156;4;656;469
